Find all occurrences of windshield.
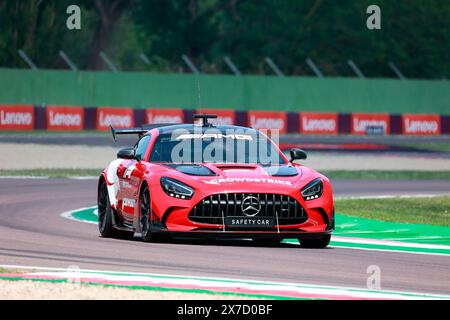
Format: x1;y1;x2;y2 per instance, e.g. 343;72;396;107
150;129;285;165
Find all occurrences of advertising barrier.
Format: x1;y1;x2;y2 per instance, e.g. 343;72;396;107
300;112;338;135
146;108;184;124
248;110;287;133
46;106;84;131
0;104;449;136
96;107;134;130
0;105;34;130
402;114;441;135
351;113;390;135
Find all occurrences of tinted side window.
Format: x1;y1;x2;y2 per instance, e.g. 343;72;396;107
135;135;151;161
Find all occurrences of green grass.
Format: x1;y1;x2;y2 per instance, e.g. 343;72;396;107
322;170;450;180
0;169;102;178
335;196;450;226
0;267;11;274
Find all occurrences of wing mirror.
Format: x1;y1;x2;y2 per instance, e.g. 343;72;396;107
289;148;307;162
117;147;136;160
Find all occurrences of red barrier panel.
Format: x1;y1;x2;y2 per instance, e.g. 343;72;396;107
248;110;287;133
351;113;390;135
402;114;441;135
46;106;84;131
96;107;134;130
300;112;338;135
0;105;34;130
146;108;184;124
196;108;235;125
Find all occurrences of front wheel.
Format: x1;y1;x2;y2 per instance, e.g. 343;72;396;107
98;180;115;238
299;234;331;249
139;185;164;242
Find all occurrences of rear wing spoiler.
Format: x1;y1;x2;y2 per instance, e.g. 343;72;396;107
110;124;179;141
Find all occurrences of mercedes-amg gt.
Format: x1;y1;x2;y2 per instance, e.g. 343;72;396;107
97;114;334;248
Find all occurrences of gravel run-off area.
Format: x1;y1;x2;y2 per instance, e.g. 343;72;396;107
0;279;255;300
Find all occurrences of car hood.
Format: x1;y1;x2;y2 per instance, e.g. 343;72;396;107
158;163;320;194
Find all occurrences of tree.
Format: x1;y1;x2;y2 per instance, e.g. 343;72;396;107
0;0;449;78
131;0;221;72
88;0;133;69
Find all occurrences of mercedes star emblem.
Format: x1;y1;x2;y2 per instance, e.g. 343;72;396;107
241;196;261;217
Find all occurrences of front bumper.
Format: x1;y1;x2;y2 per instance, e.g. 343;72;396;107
149;181;334;234
151;229;332;240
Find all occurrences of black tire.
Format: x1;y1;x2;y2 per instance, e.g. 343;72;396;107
299;234;331;249
98;180;134;239
139;184;164;242
252;239;282;246
98;180;115;238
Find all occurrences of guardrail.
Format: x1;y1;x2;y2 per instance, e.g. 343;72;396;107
0;105;448;135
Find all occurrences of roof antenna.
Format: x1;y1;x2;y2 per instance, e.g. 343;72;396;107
194;75;218;127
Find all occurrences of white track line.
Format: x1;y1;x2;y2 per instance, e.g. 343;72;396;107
326;244;450;257
331;236;450;250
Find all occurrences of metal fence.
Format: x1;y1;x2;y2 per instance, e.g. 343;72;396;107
16;49;415;80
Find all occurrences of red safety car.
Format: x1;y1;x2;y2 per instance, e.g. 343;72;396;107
98;115;334;248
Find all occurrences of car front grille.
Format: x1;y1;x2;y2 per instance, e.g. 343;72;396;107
188;193;307;226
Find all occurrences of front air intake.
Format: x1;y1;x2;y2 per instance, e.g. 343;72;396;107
188;193;307;227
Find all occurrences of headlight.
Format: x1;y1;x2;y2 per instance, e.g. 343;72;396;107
301;178;323;201
160;177;194;199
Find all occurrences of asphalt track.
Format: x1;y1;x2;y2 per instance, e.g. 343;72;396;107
1;178;449;296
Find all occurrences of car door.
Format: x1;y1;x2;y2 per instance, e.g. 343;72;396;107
116;135;152;223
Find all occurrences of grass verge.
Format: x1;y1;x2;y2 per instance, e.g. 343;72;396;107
335;196;450;226
322;170;450;180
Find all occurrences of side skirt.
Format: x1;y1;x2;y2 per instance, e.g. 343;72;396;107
111;208;134;232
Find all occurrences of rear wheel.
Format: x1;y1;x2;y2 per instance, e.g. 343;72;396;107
98;180;134;239
299;234;331;249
